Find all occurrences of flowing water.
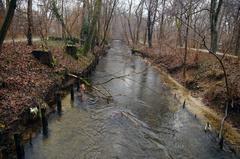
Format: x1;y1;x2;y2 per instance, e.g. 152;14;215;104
25;40;239;159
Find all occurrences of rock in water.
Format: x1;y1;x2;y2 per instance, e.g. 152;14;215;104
32;50;54;67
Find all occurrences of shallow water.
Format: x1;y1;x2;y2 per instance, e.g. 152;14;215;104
25;40;239;159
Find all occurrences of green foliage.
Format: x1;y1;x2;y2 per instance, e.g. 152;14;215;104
65;45;85;59
77;47;85;57
73;47;85;59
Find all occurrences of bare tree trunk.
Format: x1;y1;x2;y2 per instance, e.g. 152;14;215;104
176;13;183;47
0;0;17;51
144;27;147;46
147;0;158;48
234;6;240;56
210;0;223;54
183;0;192;80
80;0;86;37
27;0;33;45
127;0;134;45
193;18;197;48
183;18;190;80
100;0;117;46
61;0;64;39
159;0;166;47
134;0;144;45
147;8;152;48
83;0;102;53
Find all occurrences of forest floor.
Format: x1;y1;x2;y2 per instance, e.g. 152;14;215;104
136;45;240;129
0;41;96;131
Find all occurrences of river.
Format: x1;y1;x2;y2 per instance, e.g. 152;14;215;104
24;40;238;159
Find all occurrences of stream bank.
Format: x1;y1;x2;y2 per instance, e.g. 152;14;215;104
0;41;107;158
132;48;240;153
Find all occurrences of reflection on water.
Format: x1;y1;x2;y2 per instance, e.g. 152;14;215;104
25;40;238;159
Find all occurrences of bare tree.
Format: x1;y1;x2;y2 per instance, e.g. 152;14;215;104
146;0;159;48
0;0;17;51
158;0;166;46
183;0;193;80
134;0;144;45
210;0;223;54
27;0;33;45
100;0;118;46
234;5;240;56
83;0;102;53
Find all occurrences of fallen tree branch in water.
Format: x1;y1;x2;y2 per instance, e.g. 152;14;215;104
67;73;112;100
94;68;148;85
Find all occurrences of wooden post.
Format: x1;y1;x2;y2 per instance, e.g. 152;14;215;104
96;57;99;64
56;94;62;115
219;136;224;149
182;100;186;109
29;132;32;146
14;133;24;159
76;80;80;91
71;85;74;101
41;108;48;136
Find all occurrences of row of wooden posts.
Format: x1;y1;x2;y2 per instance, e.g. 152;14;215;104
14;83;76;159
14;55;99;158
182;99;224;150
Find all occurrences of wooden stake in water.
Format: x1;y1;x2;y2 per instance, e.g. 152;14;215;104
71;85;74;101
76;80;80;91
14;133;24;159
219;136;224;149
41;108;48;136
56;94;62;115
182;100;186;109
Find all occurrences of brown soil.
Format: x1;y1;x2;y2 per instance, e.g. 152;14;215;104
137;46;240;129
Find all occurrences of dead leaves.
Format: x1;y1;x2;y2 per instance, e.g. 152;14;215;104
0;42;91;127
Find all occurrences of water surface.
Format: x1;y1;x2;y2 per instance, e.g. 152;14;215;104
25;40;238;159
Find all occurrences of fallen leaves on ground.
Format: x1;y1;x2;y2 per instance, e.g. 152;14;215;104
0;42;94;127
